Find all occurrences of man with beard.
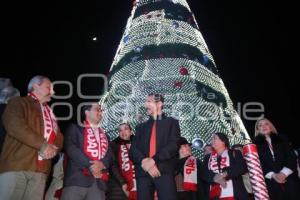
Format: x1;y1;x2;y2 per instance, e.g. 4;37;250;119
130;93;180;200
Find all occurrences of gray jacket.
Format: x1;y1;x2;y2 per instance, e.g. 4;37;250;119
63;123;113;191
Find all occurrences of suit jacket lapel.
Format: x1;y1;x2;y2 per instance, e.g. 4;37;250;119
156;119;164;151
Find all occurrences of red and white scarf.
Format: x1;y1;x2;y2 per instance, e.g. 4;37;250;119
82;120;109;181
182;156;198;191
208;150;234;199
28;93;58;167
119;143;137;200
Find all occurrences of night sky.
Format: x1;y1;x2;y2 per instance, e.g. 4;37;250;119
1;0;299;147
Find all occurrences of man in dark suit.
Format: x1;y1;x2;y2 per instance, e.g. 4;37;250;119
129;93;181;200
61;103;113;200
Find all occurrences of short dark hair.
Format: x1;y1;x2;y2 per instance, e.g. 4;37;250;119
80;103;101;122
178;136;191;146
214;132;230;148
81;104;93;122
232;144;243;150
118;123;132;131
148;93;164;103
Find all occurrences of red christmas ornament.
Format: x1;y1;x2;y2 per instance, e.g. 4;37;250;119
179;67;188;75
173;80;183;88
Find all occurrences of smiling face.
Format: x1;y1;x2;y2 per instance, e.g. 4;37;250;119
257;119;273;136
118;123;132;141
32;78;54;103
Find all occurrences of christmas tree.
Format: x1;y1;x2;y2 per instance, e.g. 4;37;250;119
100;0;251;158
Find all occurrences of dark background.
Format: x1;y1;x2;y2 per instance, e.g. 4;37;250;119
1;0;299;147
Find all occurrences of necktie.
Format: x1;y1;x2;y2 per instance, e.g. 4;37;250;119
149;121;157;157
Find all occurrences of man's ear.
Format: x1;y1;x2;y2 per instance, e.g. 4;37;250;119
32;83;39;92
85;110;89;118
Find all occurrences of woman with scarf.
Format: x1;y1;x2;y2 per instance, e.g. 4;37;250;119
253;118;299;200
107;123;137;200
203;132;248;200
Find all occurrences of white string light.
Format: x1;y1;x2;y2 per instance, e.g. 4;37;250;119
101;0;250;159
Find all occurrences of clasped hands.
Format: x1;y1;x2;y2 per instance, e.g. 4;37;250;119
213;172;228;188
142;158;161;178
272;172;287;184
39;143;58;159
89;160;105;179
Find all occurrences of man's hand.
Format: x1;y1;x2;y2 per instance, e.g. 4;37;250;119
141;158;155;172
41;144;58;159
272;173;286;184
90;160;105;173
89;160;105;179
148;165;161;178
92;170;103;179
122;184;129;197
277;172;287;182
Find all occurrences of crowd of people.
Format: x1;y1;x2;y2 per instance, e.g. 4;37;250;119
0;75;300;200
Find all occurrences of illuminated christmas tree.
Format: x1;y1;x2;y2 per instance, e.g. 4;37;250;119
100;0;251;158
